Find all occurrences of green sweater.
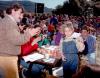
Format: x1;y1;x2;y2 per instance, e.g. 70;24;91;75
38;38;50;47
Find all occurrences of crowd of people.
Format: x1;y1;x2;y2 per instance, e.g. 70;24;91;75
0;3;99;78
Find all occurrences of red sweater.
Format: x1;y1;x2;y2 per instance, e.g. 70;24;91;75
21;37;38;56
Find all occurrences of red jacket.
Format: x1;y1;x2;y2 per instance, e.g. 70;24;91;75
48;24;55;32
21;37;38;56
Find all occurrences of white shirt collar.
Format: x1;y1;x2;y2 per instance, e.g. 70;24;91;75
65;32;81;39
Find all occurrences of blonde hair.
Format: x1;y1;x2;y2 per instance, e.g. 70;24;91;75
62;21;74;32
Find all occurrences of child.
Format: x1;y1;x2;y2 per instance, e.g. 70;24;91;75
59;22;84;78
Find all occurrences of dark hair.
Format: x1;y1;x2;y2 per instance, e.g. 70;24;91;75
33;24;41;28
81;26;89;32
22;24;31;30
6;4;24;14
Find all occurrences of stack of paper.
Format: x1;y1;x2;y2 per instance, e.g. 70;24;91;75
42;58;55;63
23;53;44;62
41;45;57;51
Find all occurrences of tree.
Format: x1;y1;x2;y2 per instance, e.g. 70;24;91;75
53;0;81;16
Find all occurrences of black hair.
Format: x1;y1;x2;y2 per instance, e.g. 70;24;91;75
33;24;41;28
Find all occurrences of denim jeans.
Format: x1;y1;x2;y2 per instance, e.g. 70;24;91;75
0;68;5;78
20;59;44;77
62;54;78;78
86;53;96;64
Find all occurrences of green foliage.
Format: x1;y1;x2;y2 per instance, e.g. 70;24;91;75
53;0;83;16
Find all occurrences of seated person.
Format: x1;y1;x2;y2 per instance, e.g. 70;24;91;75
81;26;96;64
19;24;46;78
38;34;50;47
